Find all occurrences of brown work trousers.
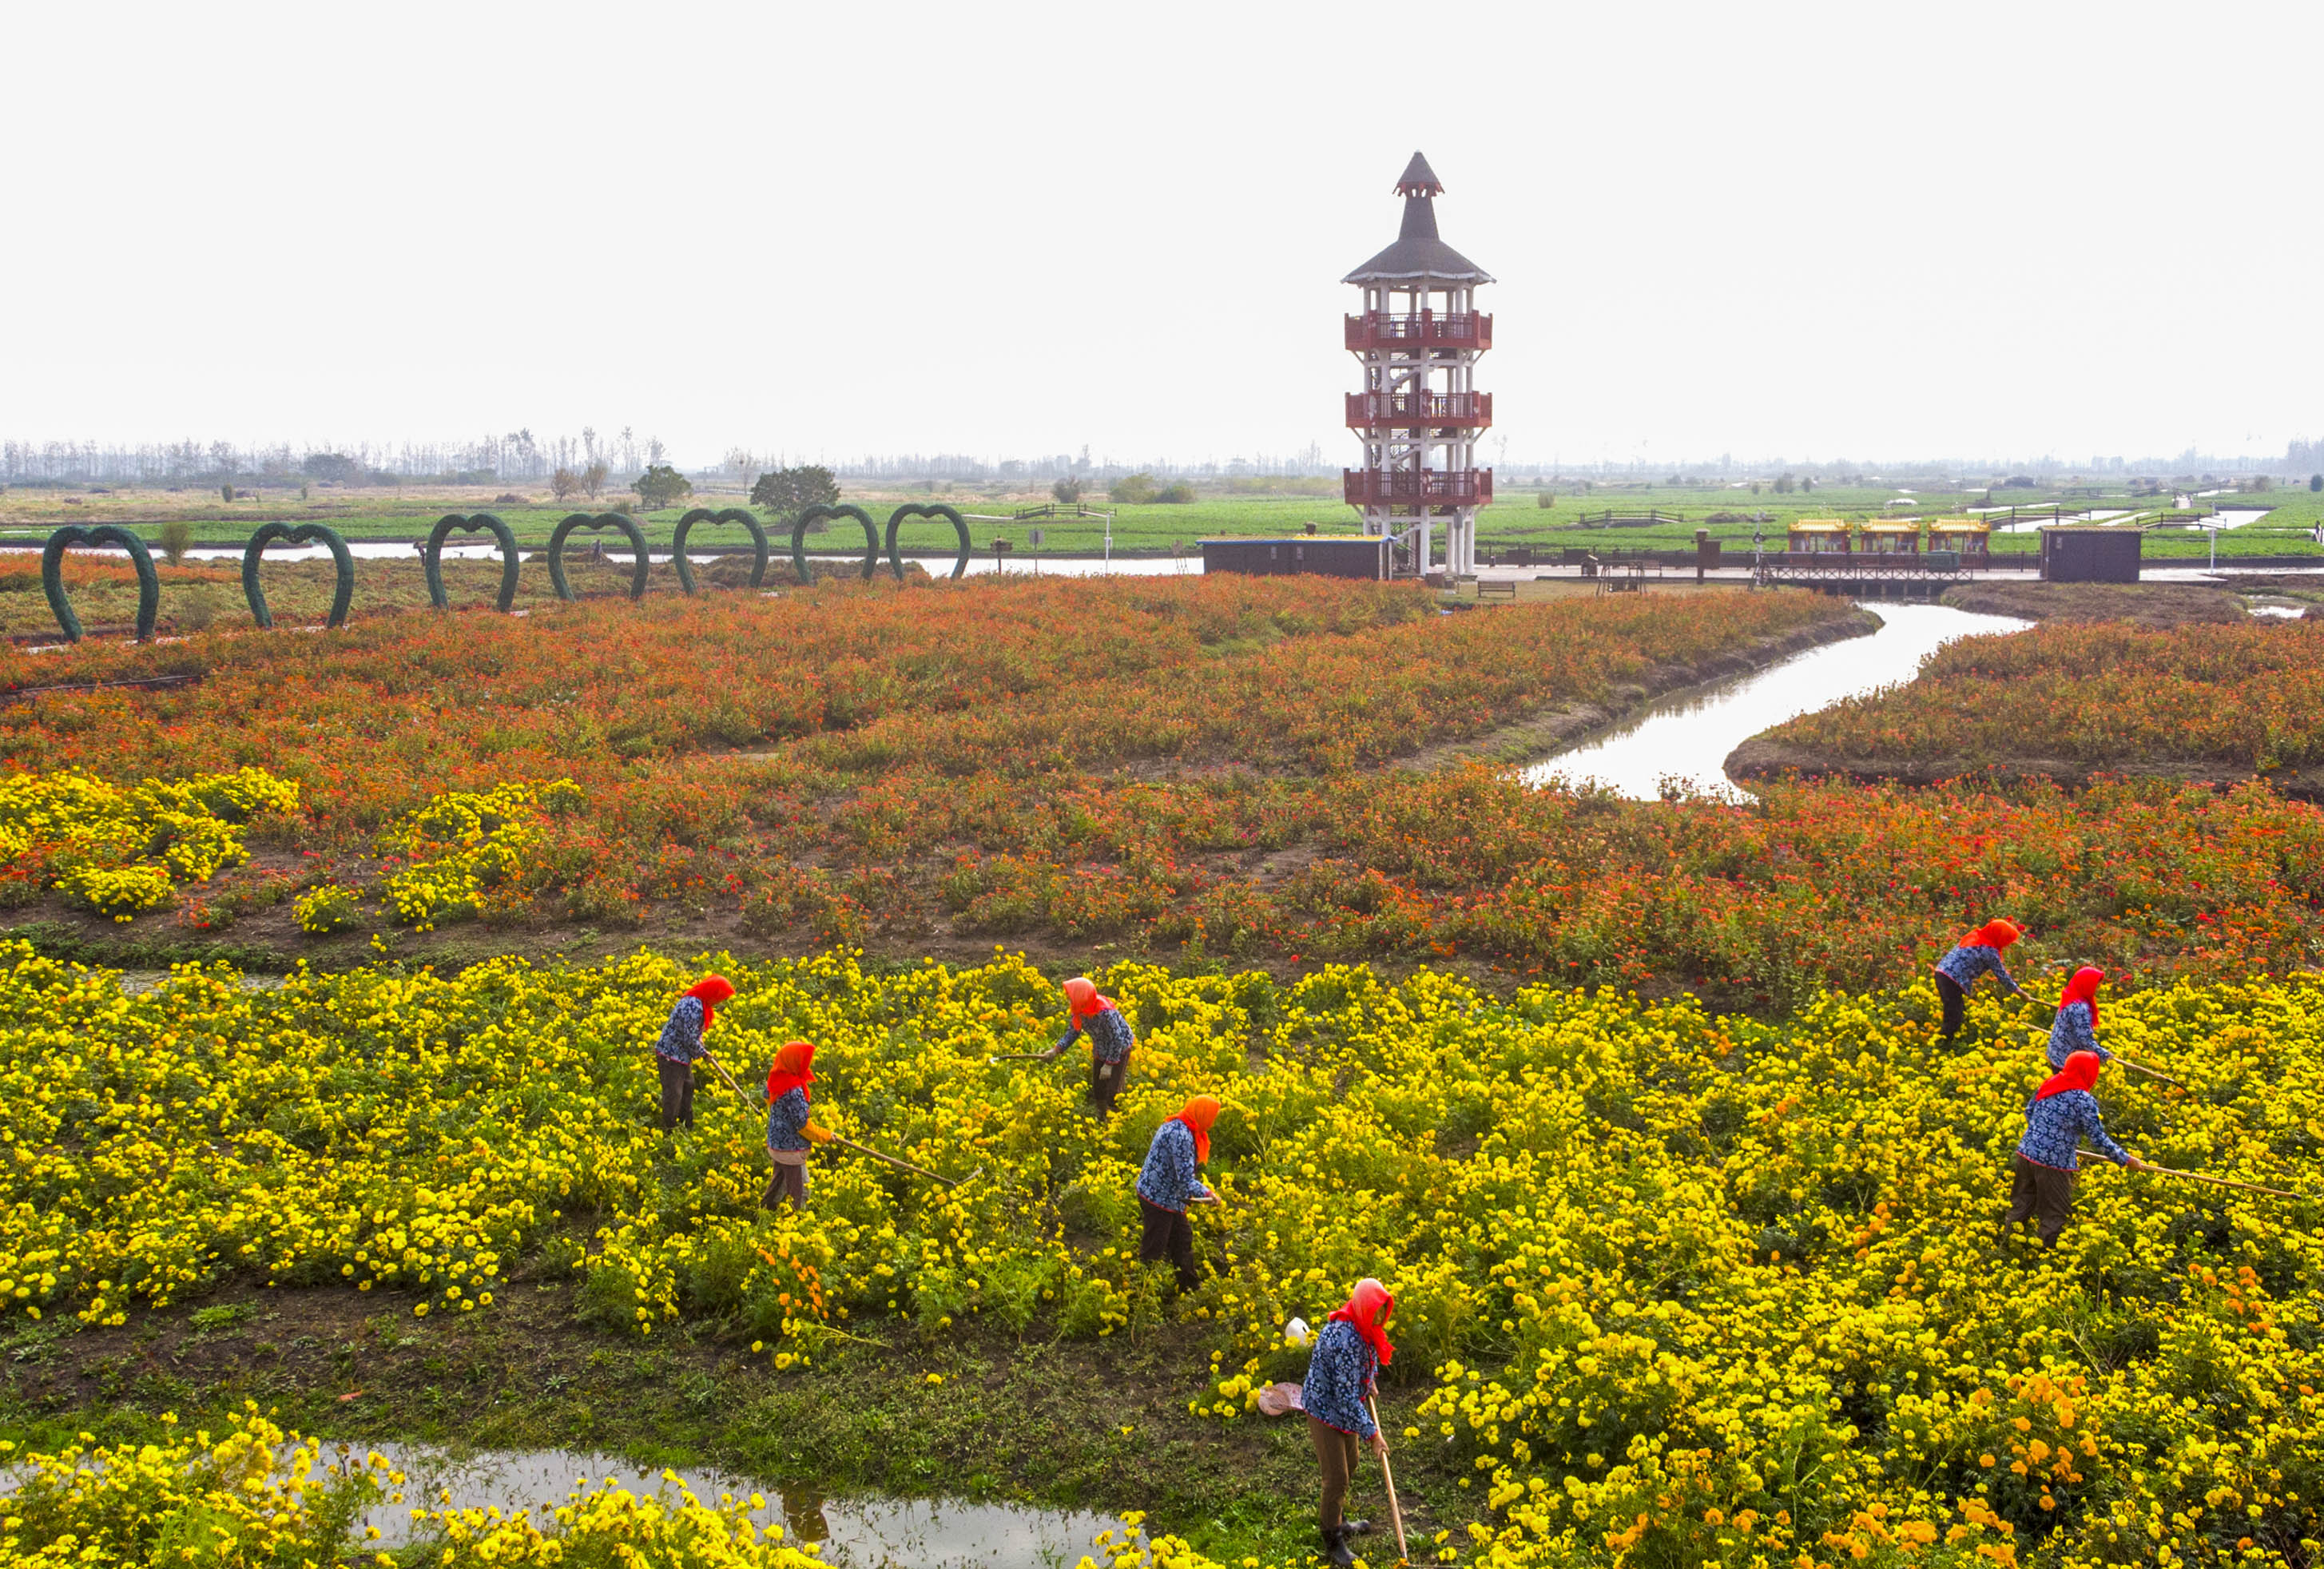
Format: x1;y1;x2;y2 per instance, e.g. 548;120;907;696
1309;1416;1361;1529
1090;1054;1128;1114
1138;1198;1200;1289
761;1154;808;1211
2004;1154;2075;1246
658;1055;696;1130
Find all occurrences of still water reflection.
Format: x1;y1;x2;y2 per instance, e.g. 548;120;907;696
1520;602;2032;802
355;1444;1124;1568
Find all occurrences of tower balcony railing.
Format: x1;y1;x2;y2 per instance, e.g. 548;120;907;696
1345;391;1493;431
1345;310;1494;352
1343;468;1495;507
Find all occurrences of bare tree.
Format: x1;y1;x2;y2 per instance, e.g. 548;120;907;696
582;462;608;500
724;447;761;492
551;467;580;501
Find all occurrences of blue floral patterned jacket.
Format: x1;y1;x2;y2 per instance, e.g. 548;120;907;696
2044;1001;2110;1070
1134;1119;1214;1213
766;1086;811;1153
2017;1088;2130;1172
1301;1320;1379;1439
655;996;707;1063
1935;943;2021;995
1058;1005;1134;1066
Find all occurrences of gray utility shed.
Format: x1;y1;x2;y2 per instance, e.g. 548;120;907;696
1200;537;1392;580
2037;525;2142;583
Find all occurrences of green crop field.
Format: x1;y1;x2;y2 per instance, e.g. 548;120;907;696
2;477;2314;563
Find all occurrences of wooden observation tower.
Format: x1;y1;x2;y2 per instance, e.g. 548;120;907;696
1344;152;1494;578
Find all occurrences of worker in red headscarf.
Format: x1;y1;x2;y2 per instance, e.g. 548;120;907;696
2006;1049;2147;1248
1041;976;1137;1114
1932;919;2028;1040
1134;1094;1219;1289
761;1040;836;1210
1299;1278;1395;1568
653;975;735;1131
2044;966;2111;1070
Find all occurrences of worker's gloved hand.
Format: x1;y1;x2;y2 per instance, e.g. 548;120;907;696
804;1122;836;1145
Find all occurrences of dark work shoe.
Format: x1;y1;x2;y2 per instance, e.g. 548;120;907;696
1321;1525;1356;1568
1344;1519;1374;1537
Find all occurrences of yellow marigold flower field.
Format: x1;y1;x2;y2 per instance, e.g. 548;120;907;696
1;943;2319;1567
0;765;298;919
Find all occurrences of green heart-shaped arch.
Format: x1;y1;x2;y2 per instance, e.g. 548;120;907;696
791;505;880;585
423;514;522;611
884;504;973;582
547;512;650;602
243;522;356;630
42;525;159;643
672;507;770;594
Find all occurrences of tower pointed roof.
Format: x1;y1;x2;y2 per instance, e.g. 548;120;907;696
1344;151;1492;285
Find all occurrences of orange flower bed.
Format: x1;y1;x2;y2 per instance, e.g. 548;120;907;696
1770;618;2324;771
4;577;2319;1008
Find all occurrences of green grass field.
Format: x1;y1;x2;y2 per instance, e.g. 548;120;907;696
2;479;2315;562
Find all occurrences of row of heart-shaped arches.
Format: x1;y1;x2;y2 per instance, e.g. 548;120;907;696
36;503;983;642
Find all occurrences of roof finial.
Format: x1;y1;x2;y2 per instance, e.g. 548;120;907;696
1395;151;1444;197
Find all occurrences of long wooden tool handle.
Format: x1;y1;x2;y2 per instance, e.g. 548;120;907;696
2142;1163;2301;1199
831;1134;960;1187
2116;1057;2187;1089
696;1048;746;1099
1367;1396;1409;1564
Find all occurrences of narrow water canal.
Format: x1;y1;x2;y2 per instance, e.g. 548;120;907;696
1520;602;2031;802
356;1444;1126;1567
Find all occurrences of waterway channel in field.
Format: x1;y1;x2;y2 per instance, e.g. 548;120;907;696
1520;602;2033;802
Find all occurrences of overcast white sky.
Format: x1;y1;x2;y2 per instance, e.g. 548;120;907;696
5;1;2318;469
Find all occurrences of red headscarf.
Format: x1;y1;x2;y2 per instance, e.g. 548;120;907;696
1328;1277;1396;1369
1063;976;1115;1020
765;1040;815;1104
1173;1094;1220;1164
2059;966;2104;1031
2035;1049;2104;1102
1961;919;2022;952
683;975;736;1031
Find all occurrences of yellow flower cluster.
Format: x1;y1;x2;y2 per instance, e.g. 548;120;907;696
379;778;582;930
0;1404;829;1567
0;766;299;920
0;1405;392;1566
412;1472;825;1567
294;880;361;934
1;944;2318;1568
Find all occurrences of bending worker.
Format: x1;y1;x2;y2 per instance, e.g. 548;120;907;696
1134;1094;1220;1290
2005;1049;2147;1249
761;1040;835;1211
1042;975;1136;1114
1933;918;2028;1040
2044;966;2111;1070
654;974;735;1131
1300;1278;1395;1569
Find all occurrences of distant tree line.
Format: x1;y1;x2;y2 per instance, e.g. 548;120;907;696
1109;471;1196;505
